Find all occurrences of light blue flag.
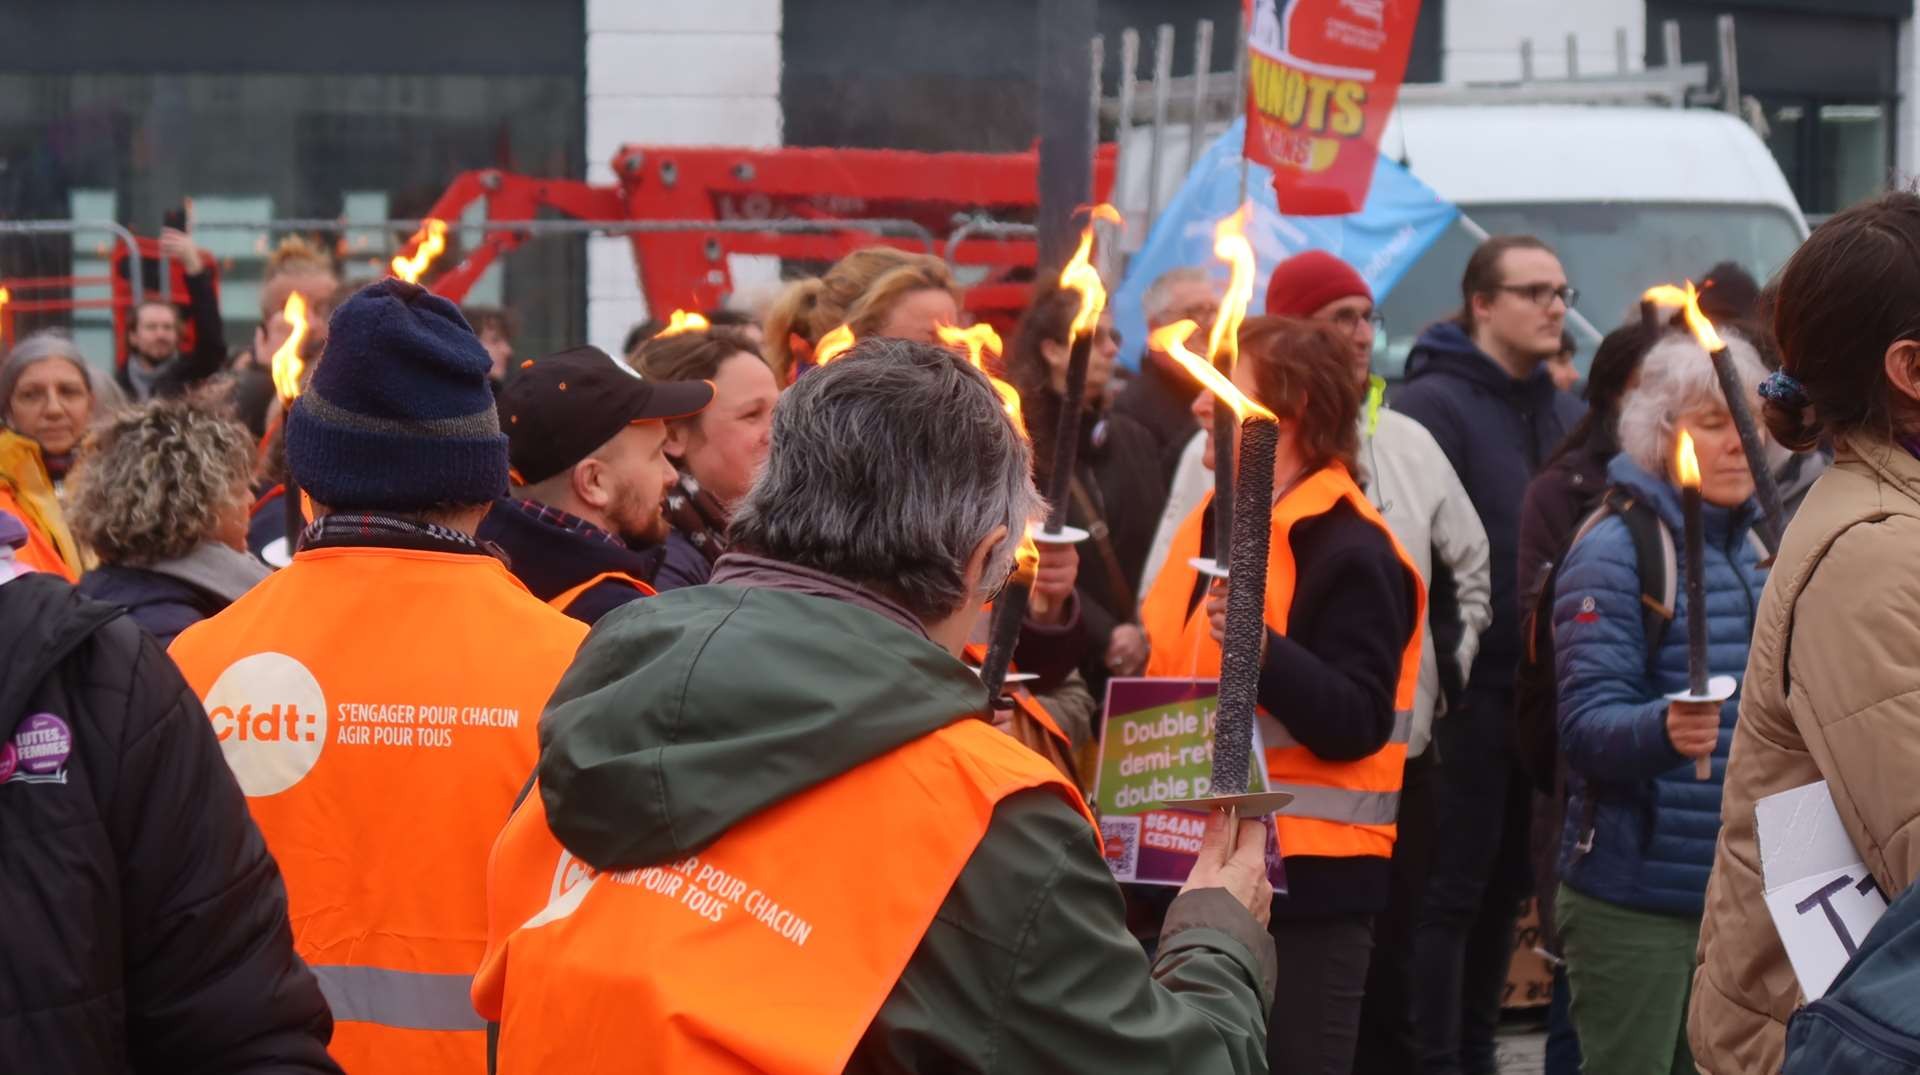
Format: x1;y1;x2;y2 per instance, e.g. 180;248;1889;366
1112;116;1458;370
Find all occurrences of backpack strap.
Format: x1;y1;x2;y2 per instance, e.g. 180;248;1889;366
1601;488;1678;668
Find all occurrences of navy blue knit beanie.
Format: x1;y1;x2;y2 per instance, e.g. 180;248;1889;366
285;279;508;511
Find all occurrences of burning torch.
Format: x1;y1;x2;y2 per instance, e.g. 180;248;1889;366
972;208;1115;706
812;324;857;367
1196;204;1256;579
656;309;711;339
1667;429;1735;780
936;321;1025;436
270;291;312;551
391;219;448;285
940;321;1042;702
1643;281;1784;556
1040;204;1120;539
1150;318;1296;842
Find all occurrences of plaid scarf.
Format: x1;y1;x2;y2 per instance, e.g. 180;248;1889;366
663;468;730;566
300;511;484;556
507;496;625;548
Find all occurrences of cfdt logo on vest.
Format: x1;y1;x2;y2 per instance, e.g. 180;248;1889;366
203;652;329;797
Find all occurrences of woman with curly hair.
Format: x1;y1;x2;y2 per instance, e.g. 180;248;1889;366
70;397;268;644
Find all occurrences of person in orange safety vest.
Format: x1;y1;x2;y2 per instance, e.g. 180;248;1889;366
170;279;587;1075
1139;315;1425;1075
476;344;713;625
475;338;1278;1074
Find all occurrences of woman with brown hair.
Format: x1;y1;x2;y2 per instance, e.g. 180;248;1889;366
761;248;963;382
1006;282;1164;690
1139;315;1424;1075
1691;190;1920;1073
631;327;780;589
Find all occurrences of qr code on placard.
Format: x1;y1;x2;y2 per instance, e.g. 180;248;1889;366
1100;815;1141;881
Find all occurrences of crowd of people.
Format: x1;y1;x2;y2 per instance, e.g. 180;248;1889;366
3;190;1918;1075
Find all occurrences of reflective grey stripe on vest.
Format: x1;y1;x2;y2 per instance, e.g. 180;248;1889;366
1270;784;1402;827
310;965;486;1032
1256;709;1412;752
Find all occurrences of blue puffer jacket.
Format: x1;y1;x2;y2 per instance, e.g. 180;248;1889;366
1552;454;1765;916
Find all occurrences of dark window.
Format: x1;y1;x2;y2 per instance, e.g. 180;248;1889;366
1646;4;1901;214
0;1;585;363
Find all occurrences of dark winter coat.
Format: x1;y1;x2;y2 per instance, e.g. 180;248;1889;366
1112;357;1202;487
1391;321;1585;688
114;268;228;402
1027;394;1169;691
520;557;1277;1073
1551;455;1764;916
77;544;269;647
653;529;712;590
0;571;338;1073
1517;429;1615;614
476;497;665;625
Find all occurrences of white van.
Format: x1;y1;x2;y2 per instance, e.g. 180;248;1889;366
1373;103;1808;374
1112;102;1808;376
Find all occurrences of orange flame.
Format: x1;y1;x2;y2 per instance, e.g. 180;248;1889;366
656;309;710;338
0;286;9;331
391;218;448;284
1015;530;1040;576
270;291;311;403
1057;204;1121;340
1205;203;1255;370
814;323;856;365
1148;319;1277;422
935;322;1025;434
1676;429;1701;489
1642;282;1725;353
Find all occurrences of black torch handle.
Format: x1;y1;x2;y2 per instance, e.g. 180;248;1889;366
1212;417;1277;798
283;474;304;554
979;582;1030;705
1709;347;1783;555
1683;486;1709;697
1211;398;1237;568
1044;333;1093;532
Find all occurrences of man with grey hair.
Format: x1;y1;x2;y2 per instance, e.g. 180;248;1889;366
475;339;1278;1072
1115;265;1221;482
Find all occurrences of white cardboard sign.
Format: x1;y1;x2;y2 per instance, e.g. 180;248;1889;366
1756;780;1889;1000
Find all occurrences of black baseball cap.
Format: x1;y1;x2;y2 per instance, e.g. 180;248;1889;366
498;345;713;484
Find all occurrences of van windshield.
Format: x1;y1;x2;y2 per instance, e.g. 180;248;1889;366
1373;202;1805;379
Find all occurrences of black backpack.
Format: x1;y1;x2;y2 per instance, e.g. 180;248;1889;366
1513;487;1675;798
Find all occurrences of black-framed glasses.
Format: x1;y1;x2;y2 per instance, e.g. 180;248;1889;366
1493;283;1578;308
1326;309;1388;335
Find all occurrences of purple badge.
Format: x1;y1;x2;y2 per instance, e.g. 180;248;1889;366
9;713;71;781
0;739;15;783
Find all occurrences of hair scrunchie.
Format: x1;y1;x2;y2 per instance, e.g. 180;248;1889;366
1758;369;1809;407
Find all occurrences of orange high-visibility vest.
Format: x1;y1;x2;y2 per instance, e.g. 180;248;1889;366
0;432;81;581
546;569;655;616
169;545;587;1075
474;717;1095;1074
1140;464;1426;860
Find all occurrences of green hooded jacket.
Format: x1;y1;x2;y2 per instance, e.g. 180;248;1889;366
524;573;1276;1074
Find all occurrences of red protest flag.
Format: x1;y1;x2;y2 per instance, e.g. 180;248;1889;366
1242;0;1423;216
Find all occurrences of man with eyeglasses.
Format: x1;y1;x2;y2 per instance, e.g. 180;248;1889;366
1393;235;1586;1075
1114;266;1222;484
1266;250;1493;1074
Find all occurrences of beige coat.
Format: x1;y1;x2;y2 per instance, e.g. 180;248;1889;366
1690;434;1920;1073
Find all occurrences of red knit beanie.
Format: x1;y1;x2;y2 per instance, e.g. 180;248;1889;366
1263;250;1372;317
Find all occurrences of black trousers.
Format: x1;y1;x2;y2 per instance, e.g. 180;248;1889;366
1412;685;1533;1075
1267;912;1375;1075
1352;748;1437;1074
